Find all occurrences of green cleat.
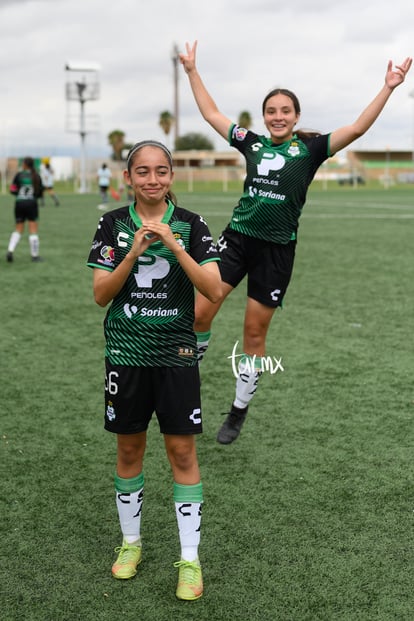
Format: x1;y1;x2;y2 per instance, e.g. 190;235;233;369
174;558;203;600
111;540;142;579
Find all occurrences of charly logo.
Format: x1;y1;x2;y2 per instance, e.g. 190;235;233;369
189;408;201;424
134;255;170;287
228;340;284;379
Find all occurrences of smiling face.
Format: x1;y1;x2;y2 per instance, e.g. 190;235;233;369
124;145;174;206
262;93;300;144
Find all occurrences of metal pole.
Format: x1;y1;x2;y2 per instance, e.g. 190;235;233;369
76;82;87;193
79;99;87;193
172;44;180;146
410;90;414;163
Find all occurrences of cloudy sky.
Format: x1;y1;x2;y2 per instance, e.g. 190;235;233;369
0;0;413;159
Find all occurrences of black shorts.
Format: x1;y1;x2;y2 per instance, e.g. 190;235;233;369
103;360;202;435
15;201;38;223
216;226;296;308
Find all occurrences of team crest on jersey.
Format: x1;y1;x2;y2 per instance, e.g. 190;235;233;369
233;126;248;141
174;232;186;249
288;141;300;157
106;401;116;421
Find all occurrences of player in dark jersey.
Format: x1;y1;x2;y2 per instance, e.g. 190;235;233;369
180;41;412;444
6;157;44;262
87;140;221;601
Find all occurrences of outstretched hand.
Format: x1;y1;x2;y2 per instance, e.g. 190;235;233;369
179;40;198;74
386;57;412;89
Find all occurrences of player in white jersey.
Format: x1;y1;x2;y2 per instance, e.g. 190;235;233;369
87;140;221;600
180;41;412;444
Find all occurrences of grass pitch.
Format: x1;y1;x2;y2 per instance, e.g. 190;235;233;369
1;183;414;620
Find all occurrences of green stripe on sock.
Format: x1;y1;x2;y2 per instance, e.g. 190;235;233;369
173;482;203;503
195;330;211;342
240;353;263;372
114;472;144;493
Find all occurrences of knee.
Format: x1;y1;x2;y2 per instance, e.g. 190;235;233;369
194;295;221;332
244;322;266;350
117;442;142;469
168;442;195;472
194;306;212;332
194;315;209;332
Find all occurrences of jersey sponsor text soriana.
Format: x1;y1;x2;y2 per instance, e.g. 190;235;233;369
87;201;219;367
228;125;331;243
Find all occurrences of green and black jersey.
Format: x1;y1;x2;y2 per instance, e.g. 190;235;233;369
228;125;331;243
10;170;43;203
87;201;219;367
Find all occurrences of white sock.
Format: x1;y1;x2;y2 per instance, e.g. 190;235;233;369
233;355;262;409
195;330;211;363
115;473;144;544
8;231;21;253
174;482;203;561
29;234;39;257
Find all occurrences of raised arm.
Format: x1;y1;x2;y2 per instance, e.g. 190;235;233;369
330;57;412;154
179;40;233;140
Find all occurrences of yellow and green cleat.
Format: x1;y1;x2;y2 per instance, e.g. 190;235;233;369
111;540;142;579
174;558;203;600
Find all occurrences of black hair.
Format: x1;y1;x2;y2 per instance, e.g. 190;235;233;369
23;157;42;198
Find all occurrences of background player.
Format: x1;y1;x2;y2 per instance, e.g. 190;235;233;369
40;159;60;206
97;162;111;207
180;41;412;445
6;156;44;262
87;140;221;600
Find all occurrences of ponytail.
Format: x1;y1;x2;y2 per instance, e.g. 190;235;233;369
23;156;42;198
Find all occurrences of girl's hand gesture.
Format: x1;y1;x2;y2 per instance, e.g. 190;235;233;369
141;221;181;254
386;57;412;90
179;40;198;74
129;226;158;258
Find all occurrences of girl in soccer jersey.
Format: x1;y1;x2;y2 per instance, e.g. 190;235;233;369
180;41;412;445
87;140;221;600
6;157;44;262
40;161;60;207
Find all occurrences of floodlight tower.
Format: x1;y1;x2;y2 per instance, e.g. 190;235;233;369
171;44;180;146
65;62;100;193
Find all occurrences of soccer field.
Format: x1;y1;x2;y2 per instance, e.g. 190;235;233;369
1;185;414;621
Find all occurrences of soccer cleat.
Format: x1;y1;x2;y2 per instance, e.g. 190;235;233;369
31;256;44;262
111;540;142;579
6;251;13;263
174;558;203;600
216;404;248;444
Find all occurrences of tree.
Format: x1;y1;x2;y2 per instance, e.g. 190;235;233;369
175;133;214;151
108;130;126;161
238;110;252;130
159;111;174;143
